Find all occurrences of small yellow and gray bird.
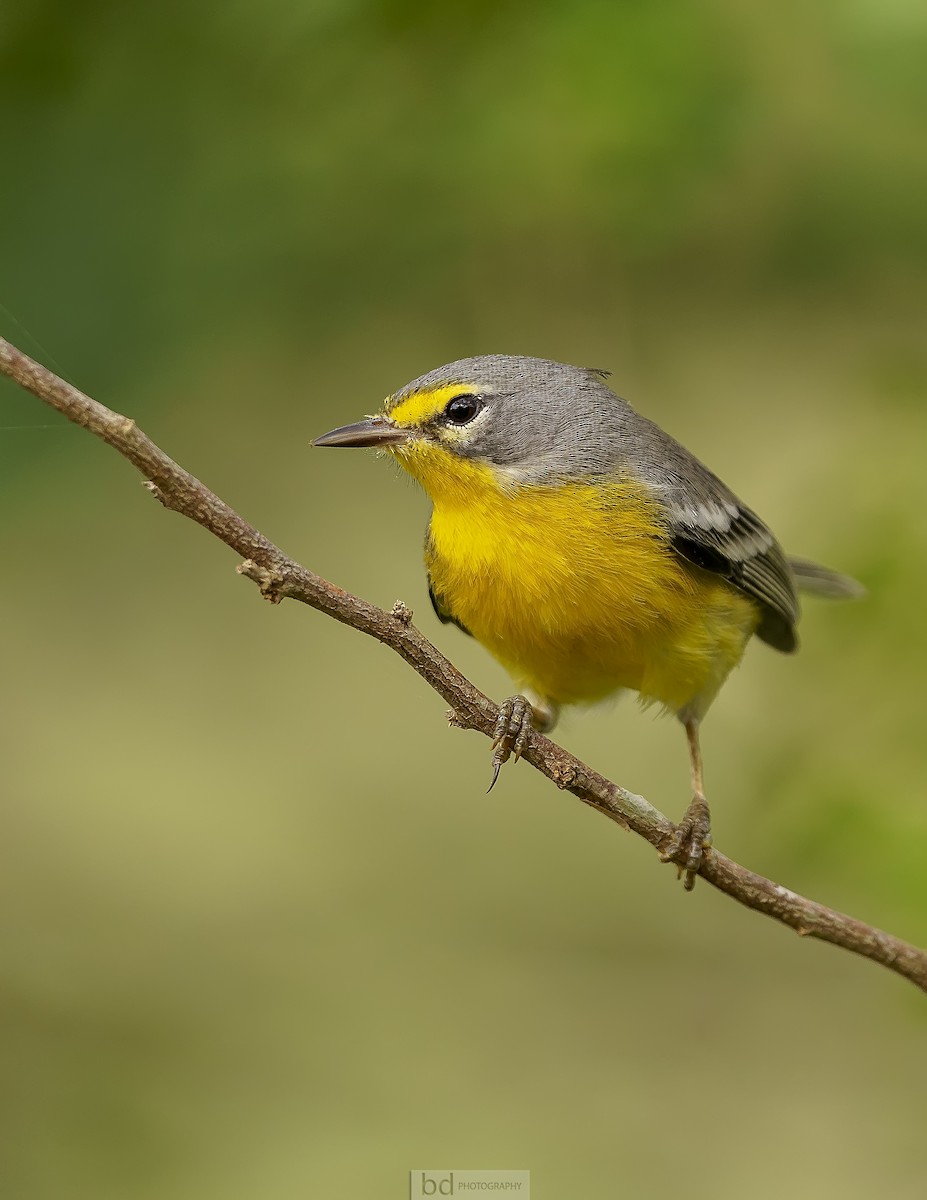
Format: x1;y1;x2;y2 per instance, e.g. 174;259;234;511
314;355;860;888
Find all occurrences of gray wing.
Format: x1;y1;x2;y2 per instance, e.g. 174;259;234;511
669;500;799;652
624;416;800;653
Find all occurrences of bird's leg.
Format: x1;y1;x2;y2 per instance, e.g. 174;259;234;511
660;717;712;890
488;694;558;792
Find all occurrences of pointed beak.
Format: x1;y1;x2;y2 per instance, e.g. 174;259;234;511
312;416;408;449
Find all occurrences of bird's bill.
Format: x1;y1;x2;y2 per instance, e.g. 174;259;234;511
312;417;408;449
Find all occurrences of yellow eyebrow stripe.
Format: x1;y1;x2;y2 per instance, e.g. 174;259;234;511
387;384;479;428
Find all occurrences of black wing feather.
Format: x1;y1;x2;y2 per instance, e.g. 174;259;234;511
428;578;472;638
671;504;799;653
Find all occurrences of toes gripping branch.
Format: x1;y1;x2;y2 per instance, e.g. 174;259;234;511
661;795;713;891
489;696;534;791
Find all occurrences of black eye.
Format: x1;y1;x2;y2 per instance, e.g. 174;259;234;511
443;394;483;425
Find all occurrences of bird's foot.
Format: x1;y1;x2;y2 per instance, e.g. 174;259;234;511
661;794;712;891
488;695;534;792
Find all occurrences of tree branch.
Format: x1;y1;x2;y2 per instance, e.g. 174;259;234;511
3;334;924;993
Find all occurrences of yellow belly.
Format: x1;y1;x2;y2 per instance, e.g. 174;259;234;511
424;471;759;719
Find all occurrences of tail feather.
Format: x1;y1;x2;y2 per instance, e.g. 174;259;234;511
788;556;865;600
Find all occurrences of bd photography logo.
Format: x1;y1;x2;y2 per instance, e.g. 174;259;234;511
410;1170;529;1197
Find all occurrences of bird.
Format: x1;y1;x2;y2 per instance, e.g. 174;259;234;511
314;355;860;888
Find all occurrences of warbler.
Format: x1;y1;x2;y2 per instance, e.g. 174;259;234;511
314;355;859;888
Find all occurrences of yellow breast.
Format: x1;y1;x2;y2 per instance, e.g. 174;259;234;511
396;441;759;718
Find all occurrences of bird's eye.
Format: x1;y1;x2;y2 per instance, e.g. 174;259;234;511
443;394;483;425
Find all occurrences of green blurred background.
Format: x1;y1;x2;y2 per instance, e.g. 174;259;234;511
2;1;926;1197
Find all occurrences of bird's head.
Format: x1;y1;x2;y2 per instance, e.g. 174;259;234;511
314;355;628;502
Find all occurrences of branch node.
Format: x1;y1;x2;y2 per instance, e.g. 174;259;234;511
549;756;578;789
238;558;287;604
447;708;467;729
391;599;413;625
142;479;168;507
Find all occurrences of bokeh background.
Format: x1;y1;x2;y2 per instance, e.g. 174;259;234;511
2;2;926;1197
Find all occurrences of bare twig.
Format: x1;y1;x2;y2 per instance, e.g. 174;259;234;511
2;334;925;993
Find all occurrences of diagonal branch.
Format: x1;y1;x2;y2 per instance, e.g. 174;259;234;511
2;333;925;993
